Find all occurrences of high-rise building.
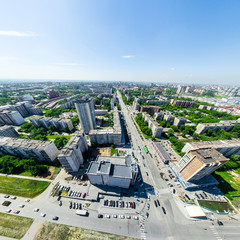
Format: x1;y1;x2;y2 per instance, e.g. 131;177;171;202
0;110;25;125
0;126;19;138
74;96;96;133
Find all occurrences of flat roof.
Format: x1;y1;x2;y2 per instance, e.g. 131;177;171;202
186;205;206;218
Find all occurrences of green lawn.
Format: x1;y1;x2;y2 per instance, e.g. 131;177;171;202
198;200;233;212
35;222;137;240
47;134;71;140
111;148;118;156
0;212;33;239
0;176;50;198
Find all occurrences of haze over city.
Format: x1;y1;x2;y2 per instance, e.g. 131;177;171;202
0;0;240;85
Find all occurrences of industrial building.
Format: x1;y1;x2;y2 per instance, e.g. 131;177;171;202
58;131;88;172
195;119;240;134
0;137;59;161
74;95;96;133
142;112;163;138
182;139;240;157
177;148;228;182
30;116;73;132
0;126;19;138
89;107;123;146
87;155;138;189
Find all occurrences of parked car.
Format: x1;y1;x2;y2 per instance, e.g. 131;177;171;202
52;216;59;221
83;193;86;198
98;214;103;218
157;200;160;207
162;207;166;214
34;208;39;212
13;210;20;214
41;213;46;217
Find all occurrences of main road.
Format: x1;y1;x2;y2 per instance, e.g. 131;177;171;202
117;90;240;240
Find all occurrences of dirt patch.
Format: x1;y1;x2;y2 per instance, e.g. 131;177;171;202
99;148;111;156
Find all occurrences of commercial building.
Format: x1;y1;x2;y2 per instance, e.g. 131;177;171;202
182;139;240;157
30;116;74;131
0;137;59;161
74;95;96;133
195;119;240;134
58;132;88;172
152;141;171;163
0;126;19;138
142;112;163;138
140;106;161;116
0;110;25;126
87;155;138;189
89;107;123;146
177;148;228;182
170;99;195;108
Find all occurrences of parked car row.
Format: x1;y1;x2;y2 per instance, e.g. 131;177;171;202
103;200;136;209
154;200;160;207
98;214;139;220
68;191;86;198
55;184;70;192
69;201;83;210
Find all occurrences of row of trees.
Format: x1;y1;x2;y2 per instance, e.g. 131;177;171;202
218;155;240;171
44;106;75;118
54;136;69;149
135;113;152;137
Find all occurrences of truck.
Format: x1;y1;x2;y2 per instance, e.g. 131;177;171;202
76;210;88;216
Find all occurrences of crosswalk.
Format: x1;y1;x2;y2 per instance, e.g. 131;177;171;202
139;214;147;240
210;225;223;240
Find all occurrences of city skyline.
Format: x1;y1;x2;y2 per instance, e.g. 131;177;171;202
0;0;240;85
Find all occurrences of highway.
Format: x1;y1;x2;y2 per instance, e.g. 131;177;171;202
117;90;240;240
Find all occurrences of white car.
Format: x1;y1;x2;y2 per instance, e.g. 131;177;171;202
5;209;11;213
25;199;30;202
119;215;125;219
34;208;39;212
133;216;139;220
41;213;46;217
105;214;110;218
126;216;131;219
19;205;25;208
112;214;117;218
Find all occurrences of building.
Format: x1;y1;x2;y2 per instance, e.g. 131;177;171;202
132;98;140;111
142;112;163;138
173;117;187;127
0;126;19;138
177;86;190;94
90;87;112;94
152;141;171;163
47;90;59;99
170;99;195;108
95;109;108;116
195;119;240;134
18;94;35;103
163;112;175;125
28;106;43;115
140;106;161;116
87;155;138;189
59;94;80;109
89;107;123;146
199;105;214;111
146;99;169;105
58;132;88;172
30;116;74;131
0;137;59;161
177;148;228;182
0;110;25;126
182;139;240;157
74;95;96;133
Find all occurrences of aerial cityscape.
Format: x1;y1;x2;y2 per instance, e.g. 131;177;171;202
0;1;240;240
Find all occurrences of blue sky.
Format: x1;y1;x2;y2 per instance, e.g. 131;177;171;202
0;0;240;85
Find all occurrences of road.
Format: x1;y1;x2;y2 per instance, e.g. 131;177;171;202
117;90;240;240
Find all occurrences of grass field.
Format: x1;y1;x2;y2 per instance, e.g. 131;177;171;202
34;222;137;240
0;176;50;198
47;134;71;140
198;200;233;212
110;148;118;156
0;212;33;239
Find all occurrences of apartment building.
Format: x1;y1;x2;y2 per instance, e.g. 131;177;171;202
58;132;88;172
0;110;25;126
0;126;19;138
177;148;228;182
140;106;161;116
0;137;59;161
30;116;74;131
170;99;195;108
199;105;214;111
87;155;138;189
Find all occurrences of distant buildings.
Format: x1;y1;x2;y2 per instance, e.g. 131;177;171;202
132;98;140;111
89;107;123;146
182;139;240;157
87;155;138;189
0;126;19;138
177;148;228;182
199;105;215;111
195;119;240;134
170;99;195;108
95;109;108;116
142;112;163;138
74;95;96;133
30;116;74;132
59;94;80;109
177;86;190;94
47;90;59;99
0;137;59;161
90;87;112;94
58;132;88;172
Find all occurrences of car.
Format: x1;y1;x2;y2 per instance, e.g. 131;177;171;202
52;216;59;221
98;214;103;218
146;212;149;218
105;214;110;218
4;195;10;198
25;199;30;202
5;209;11;213
83;193;86;198
34;208;39;212
41;213;46;217
125;202;128;208
112;201;115;207
10;196;16;200
116;201;119;207
173;189;176;194
157;200;160;207
76;203;79;209
13;210;20;214
19;204;25;208
59;201;62;206
69;201;72;209
112;214;117;218
162;207;166;214
126;215;131;219
133;216;139;220
154;200;158;207
218;221;223;226
119;215;125;219
132;202;136;209
73;202;76;209
147;203;150;210
146;172;149;176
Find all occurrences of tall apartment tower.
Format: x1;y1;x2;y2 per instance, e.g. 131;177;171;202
74;96;96;133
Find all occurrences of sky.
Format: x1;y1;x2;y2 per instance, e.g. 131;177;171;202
0;0;240;85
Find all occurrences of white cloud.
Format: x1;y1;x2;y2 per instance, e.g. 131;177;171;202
52;62;84;66
0;30;36;37
122;55;135;59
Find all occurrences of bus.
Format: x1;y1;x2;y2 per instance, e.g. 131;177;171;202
143;146;149;153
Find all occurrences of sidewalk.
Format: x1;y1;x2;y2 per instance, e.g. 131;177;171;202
0;173;52;182
22;218;44;240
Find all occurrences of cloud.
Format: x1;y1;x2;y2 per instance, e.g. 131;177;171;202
122;55;135;59
0;30;37;37
52;62;84;66
0;56;17;63
170;67;175;71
